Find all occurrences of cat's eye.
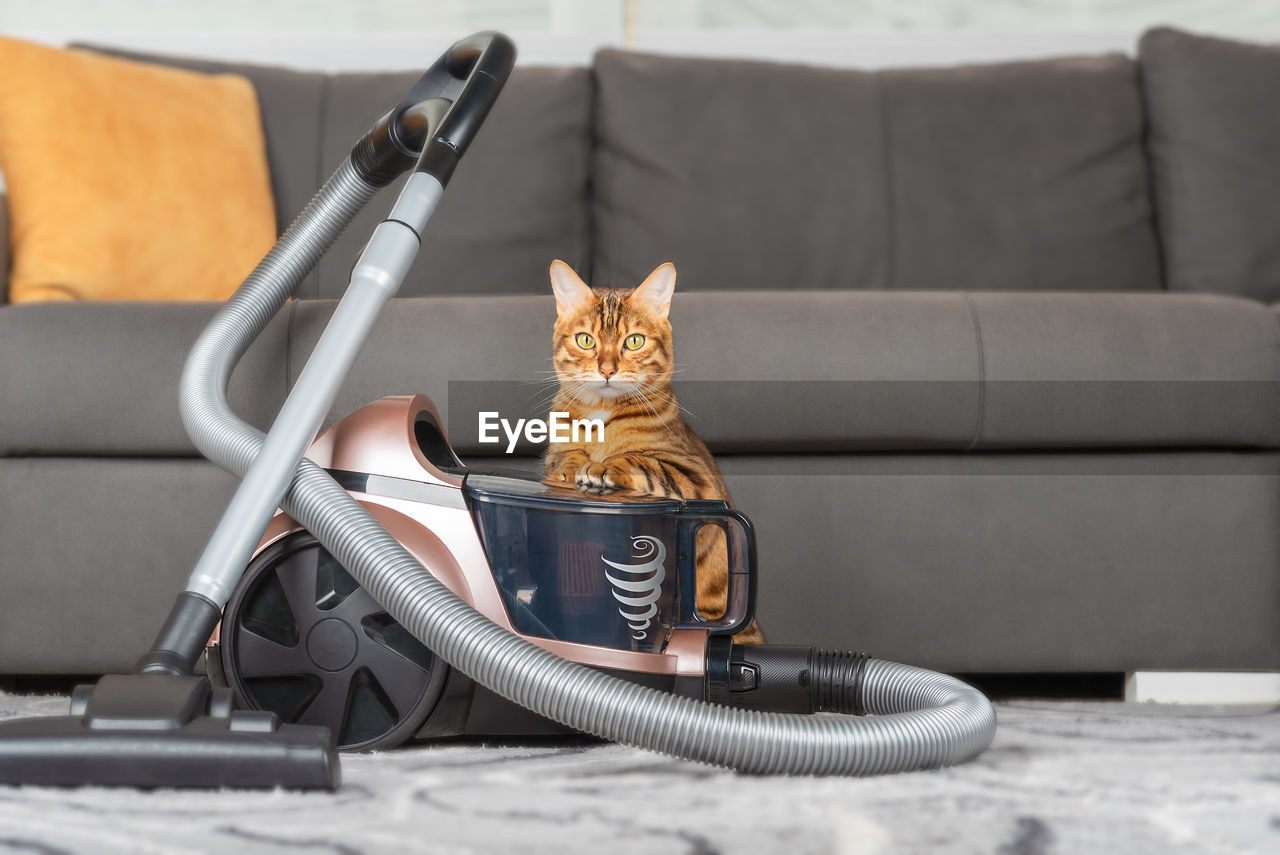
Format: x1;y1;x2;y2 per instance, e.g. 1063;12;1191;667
623;334;646;351
575;332;595;349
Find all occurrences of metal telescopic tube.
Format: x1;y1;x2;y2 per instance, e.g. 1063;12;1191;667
184;193;438;610
138;159;382;675
140;173;443;676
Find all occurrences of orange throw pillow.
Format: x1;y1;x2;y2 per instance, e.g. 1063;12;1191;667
0;37;276;302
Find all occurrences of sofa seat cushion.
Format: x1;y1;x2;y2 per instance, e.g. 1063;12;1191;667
294;290;1280;457
967;292;1280;448
6;291;1277;457
0;302;289;456
289;291;982;456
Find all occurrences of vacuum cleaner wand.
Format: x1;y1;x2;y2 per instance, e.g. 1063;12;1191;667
0;32;516;790
142;31;515;681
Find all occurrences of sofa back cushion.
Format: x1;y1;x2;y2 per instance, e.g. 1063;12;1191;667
1139;28;1280;302
592;50;1162;293
312;67;592;299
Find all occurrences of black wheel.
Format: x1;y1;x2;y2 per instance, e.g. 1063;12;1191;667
222;531;447;751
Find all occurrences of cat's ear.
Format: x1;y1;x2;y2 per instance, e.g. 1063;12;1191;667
549;260;594;315
630;262;676;319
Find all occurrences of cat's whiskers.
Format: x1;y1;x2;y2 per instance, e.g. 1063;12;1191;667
634;378;693;419
653;388;693;418
529;390;564;412
558;378;597;412
628;385;660;425
628;384;678;439
656;369;690;406
525;376;570;410
554;378;584;402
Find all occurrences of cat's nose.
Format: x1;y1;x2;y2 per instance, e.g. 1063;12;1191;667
600;367;616;380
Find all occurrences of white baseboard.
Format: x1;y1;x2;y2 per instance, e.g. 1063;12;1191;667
1124;671;1280;704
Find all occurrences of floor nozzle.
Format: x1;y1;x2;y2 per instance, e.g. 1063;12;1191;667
0;674;340;789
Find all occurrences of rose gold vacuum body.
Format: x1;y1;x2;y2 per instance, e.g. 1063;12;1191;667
268;394;708;678
211;394;716;749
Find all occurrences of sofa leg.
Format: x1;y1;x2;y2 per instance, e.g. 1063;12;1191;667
1124;671;1280;704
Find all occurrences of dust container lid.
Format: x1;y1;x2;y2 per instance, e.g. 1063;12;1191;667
464;471;756;654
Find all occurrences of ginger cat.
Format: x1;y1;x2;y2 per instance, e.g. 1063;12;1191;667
542;260;764;644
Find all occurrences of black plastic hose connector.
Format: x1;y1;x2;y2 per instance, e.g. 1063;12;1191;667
136;591;223;676
350;117;418;188
708;642;872;716
810;648;872;715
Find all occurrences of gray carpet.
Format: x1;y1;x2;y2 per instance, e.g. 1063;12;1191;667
0;692;1276;854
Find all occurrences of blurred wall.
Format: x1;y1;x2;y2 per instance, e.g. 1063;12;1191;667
0;0;1278;70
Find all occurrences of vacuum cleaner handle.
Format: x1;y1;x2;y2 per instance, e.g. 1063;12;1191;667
425;32;517;177
351;31;516;187
673;503;758;635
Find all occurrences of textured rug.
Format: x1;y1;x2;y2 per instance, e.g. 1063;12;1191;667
0;692;1276;854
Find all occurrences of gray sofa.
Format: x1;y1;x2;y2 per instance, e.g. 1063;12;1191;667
2;27;1278;676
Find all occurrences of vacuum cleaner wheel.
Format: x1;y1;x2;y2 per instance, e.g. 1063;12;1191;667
222;531;447;751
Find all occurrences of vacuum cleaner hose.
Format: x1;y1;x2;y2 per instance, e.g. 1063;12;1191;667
181;157;997;776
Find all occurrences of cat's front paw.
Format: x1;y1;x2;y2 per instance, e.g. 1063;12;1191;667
576;461;623;494
546;462;580;483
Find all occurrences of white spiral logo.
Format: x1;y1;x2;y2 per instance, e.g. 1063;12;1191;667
602;535;667;640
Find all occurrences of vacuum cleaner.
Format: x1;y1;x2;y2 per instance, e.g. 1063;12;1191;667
0;32;996;789
207;393;763;750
